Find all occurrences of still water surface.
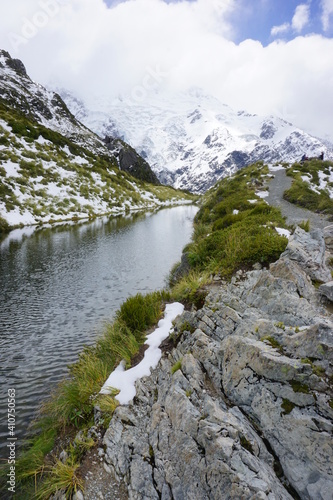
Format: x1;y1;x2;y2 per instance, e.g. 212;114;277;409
0;206;197;457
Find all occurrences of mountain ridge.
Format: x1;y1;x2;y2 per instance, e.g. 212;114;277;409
60;87;333;193
0;50;192;232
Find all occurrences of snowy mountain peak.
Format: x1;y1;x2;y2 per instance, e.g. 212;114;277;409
61;87;333;193
0;49;108;155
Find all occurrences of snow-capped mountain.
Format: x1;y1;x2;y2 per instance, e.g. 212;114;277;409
0;50;108;156
0;50;191;230
0;50;159;185
60;87;333;193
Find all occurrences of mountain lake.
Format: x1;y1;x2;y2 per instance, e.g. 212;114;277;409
0;205;198;459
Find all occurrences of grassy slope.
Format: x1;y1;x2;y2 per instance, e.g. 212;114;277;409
284;159;333;214
0;101;194;234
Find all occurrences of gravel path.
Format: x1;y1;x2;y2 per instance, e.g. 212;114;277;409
266;168;331;230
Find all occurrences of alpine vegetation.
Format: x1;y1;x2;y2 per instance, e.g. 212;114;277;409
0;50;194;233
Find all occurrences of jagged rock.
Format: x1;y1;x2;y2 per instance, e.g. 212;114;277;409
324;225;333;252
281;227;332;283
104;136;160;185
104;353;293;500
0;50;27;75
282;322;333;366
59;450;68;463
319;281;333;302
270;258;316;301
99;228;333;500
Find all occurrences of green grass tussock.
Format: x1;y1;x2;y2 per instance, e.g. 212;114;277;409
34;458;84;500
178;162;289;280
171;359;182;374
117;291;168;342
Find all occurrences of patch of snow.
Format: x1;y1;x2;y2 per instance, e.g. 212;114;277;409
275;227;291;238
255;191;269;199
318;169;333;197
47;182;64;196
0;119;12;132
6;207;35;226
36;135;52;146
91;172;106;187
3;161;21;178
100;302;184;403
73;155;89;165
269;165;285;172
62;145;73;157
248;199;258;204
233;209;239;215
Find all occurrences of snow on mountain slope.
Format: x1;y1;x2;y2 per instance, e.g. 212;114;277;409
0;50;109;156
61;87;333;193
0;51;192;230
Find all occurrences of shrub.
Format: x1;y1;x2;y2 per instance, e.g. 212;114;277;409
116;291;166;342
171;270;211;308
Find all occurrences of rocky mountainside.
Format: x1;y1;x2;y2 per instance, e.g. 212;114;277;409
0;50;191;231
79;163;333;500
87;226;333;500
60;88;333;193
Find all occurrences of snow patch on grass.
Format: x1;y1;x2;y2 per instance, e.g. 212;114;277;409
100;302;184;404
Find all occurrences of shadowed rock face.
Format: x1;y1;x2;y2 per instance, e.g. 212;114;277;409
100;226;333;500
104;136;160;185
0;50;27;75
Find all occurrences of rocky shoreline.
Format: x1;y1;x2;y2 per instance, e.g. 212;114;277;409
77;226;333;499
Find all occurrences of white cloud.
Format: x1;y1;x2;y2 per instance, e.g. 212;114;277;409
321;0;333;30
271;3;310;37
0;0;332;142
292;4;310;32
271;22;290;37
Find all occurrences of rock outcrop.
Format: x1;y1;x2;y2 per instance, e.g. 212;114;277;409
96;228;333;499
104;136;160;185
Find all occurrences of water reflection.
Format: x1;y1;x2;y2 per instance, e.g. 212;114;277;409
0;206;197;457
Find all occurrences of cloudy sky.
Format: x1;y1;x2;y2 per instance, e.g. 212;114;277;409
1;0;333;142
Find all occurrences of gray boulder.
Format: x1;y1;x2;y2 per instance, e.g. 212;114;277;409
319;281;333;302
324;225;333;253
281;227;331;283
